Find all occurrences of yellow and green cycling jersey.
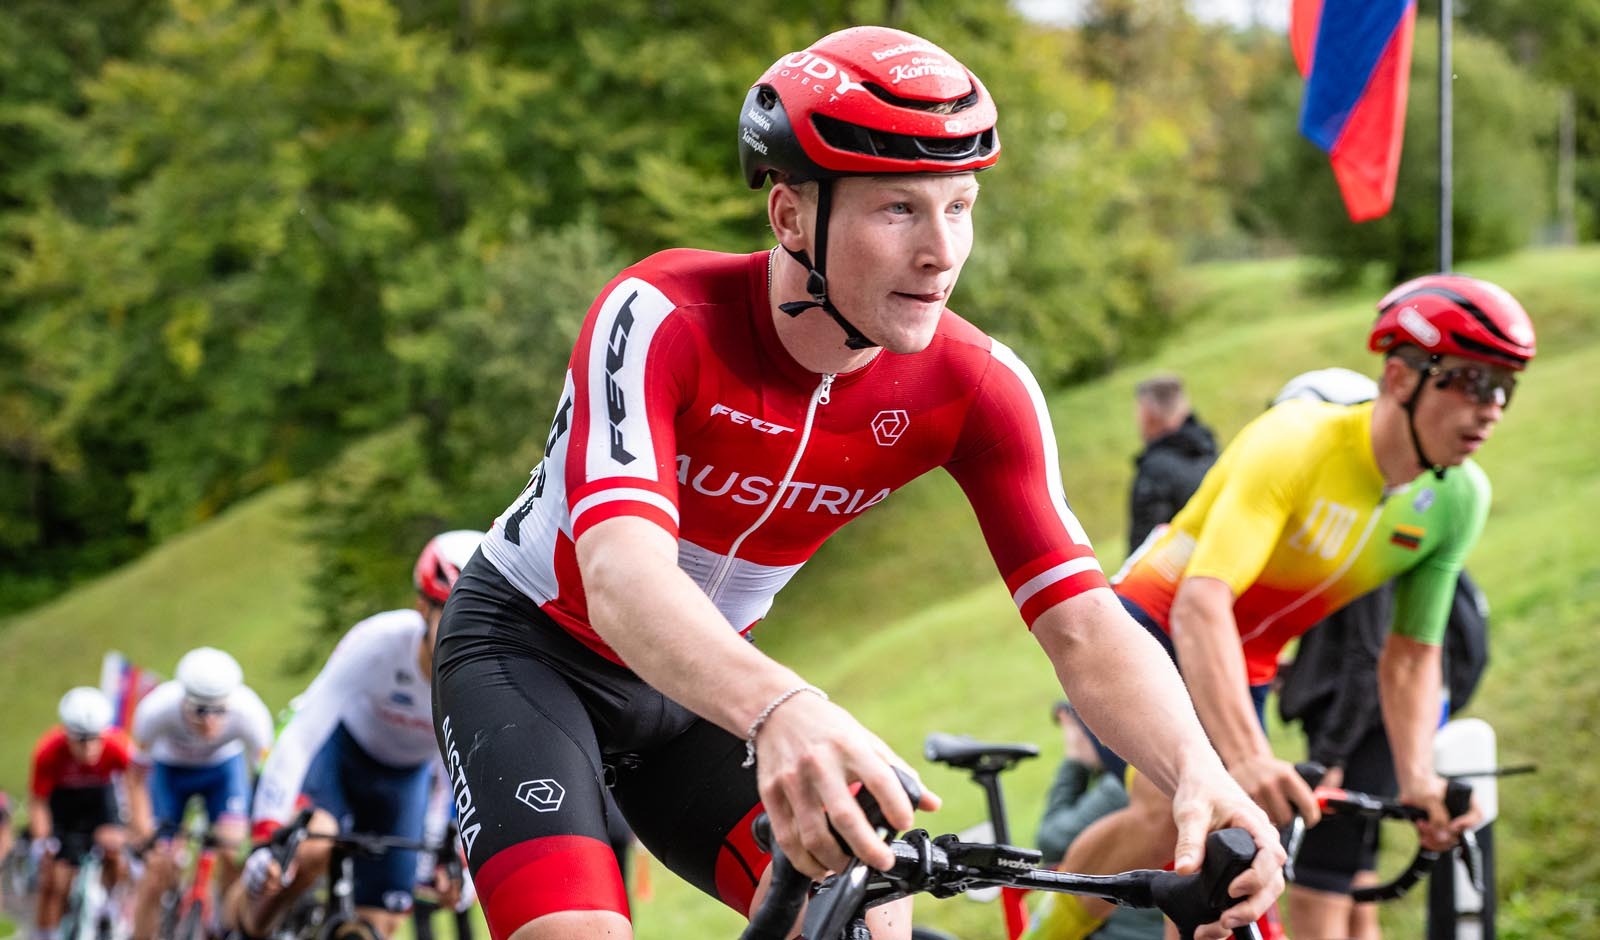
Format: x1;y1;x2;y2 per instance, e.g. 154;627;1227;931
1115;399;1488;686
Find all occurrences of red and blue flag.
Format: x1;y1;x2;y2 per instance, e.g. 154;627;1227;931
1291;0;1417;222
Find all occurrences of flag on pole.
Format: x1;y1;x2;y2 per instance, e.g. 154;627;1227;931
1291;0;1418;222
101;650;162;730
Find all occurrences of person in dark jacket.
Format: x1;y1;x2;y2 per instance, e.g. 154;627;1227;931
1127;375;1218;554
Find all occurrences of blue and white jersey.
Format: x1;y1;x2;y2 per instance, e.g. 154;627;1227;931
132;679;274;769
251;609;441;828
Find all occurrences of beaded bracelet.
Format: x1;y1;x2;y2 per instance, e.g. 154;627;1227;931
741;684;829;769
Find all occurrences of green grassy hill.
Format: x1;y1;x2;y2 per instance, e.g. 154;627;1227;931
3;248;1596;937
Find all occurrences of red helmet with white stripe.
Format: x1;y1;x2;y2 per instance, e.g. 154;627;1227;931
738;26;1000;188
413;530;484;604
1368;274;1536;370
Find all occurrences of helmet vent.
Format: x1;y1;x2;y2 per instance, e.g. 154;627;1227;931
861;82;982;116
812;113;995;164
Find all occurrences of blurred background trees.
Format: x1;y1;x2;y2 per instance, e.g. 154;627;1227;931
0;0;1579;628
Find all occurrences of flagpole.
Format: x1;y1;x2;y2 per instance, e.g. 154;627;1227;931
1439;0;1453;272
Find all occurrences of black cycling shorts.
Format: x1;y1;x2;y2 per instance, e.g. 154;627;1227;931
432;553;769;938
48;784;120;862
1293;723;1397;894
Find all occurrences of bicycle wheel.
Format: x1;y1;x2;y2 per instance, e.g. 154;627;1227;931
318;915;382;940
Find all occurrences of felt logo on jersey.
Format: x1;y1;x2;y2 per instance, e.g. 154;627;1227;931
676;455;890;515
604;296;639;465
515;779;566;813
1412;488;1435;513
439;715;483;855
1390;524;1425;550
871;410;909;446
711;403;794;435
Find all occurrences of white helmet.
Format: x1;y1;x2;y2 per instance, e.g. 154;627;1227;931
1272;367;1379;407
59;686;114;737
176;646;244;703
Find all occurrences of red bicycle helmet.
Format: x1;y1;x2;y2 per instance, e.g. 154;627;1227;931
413;529;484;604
1368;274;1536;370
739;26;1000;188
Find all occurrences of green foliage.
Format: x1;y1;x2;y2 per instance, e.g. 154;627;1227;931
1253;18;1557;283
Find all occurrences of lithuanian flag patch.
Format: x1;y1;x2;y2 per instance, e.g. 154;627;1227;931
1390;524;1424;550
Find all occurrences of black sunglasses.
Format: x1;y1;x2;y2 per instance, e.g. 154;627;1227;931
185;700;229;718
1428;364;1517;407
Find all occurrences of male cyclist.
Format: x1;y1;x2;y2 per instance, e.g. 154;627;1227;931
431;25;1282;940
1033;275;1534;940
227;531;479;940
28;687;147;940
128;647;274;940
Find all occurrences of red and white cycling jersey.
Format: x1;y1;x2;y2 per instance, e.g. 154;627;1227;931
480;248;1107;663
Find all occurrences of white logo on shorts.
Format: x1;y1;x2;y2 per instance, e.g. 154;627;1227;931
515;778;566;813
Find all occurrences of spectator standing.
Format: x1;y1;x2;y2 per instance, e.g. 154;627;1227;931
1128;375;1217;554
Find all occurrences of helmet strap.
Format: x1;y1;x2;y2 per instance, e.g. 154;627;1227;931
1401;358;1448;481
777;181;879;351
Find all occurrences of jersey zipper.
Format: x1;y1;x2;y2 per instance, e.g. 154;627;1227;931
704;372;834;602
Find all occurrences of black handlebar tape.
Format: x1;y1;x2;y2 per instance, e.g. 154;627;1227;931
1149;828;1256;940
1444;780;1473;818
1294;761;1328;787
270;807;315;871
830;765;924;854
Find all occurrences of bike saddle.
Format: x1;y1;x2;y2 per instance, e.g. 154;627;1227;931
924;732;1039;772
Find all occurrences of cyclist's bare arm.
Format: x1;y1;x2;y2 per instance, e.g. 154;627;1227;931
124;761;153;841
1031;587;1284;930
1378;633;1479;848
577;515;928;877
27;797;51;842
1169;576;1318;826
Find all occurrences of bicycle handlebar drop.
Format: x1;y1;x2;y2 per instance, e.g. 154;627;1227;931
741;769;1259;940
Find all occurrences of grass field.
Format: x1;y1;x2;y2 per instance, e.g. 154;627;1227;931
2;247;1596;938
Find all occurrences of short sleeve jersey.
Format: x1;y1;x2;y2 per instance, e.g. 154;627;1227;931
131;680;276;770
479;248;1107;663
29;726;136;798
1114;400;1489;686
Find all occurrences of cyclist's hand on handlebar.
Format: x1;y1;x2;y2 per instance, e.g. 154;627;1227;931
1228;753;1320;827
1171;768;1287;936
1400;776;1482;853
242;845;292;897
751;692;938;878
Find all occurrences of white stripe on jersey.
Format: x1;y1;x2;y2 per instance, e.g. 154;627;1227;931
677;540;804;630
1013;558;1104;610
571;487;680;531
989;341;1098;551
584;278;676;482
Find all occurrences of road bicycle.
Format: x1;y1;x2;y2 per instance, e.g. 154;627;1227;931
263;810;461;940
153;813;226;940
59;846;116;940
738;766;1262;940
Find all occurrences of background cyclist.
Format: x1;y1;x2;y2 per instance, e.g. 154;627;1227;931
431;25;1281;940
127;647;274;940
28;687;146;940
227;531;479;940
1033;275;1534;940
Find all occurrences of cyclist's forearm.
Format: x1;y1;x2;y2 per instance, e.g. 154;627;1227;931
28;797;51;841
1169;578;1271;769
1034;590;1219;796
577;516;810;737
1378;634;1444;795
